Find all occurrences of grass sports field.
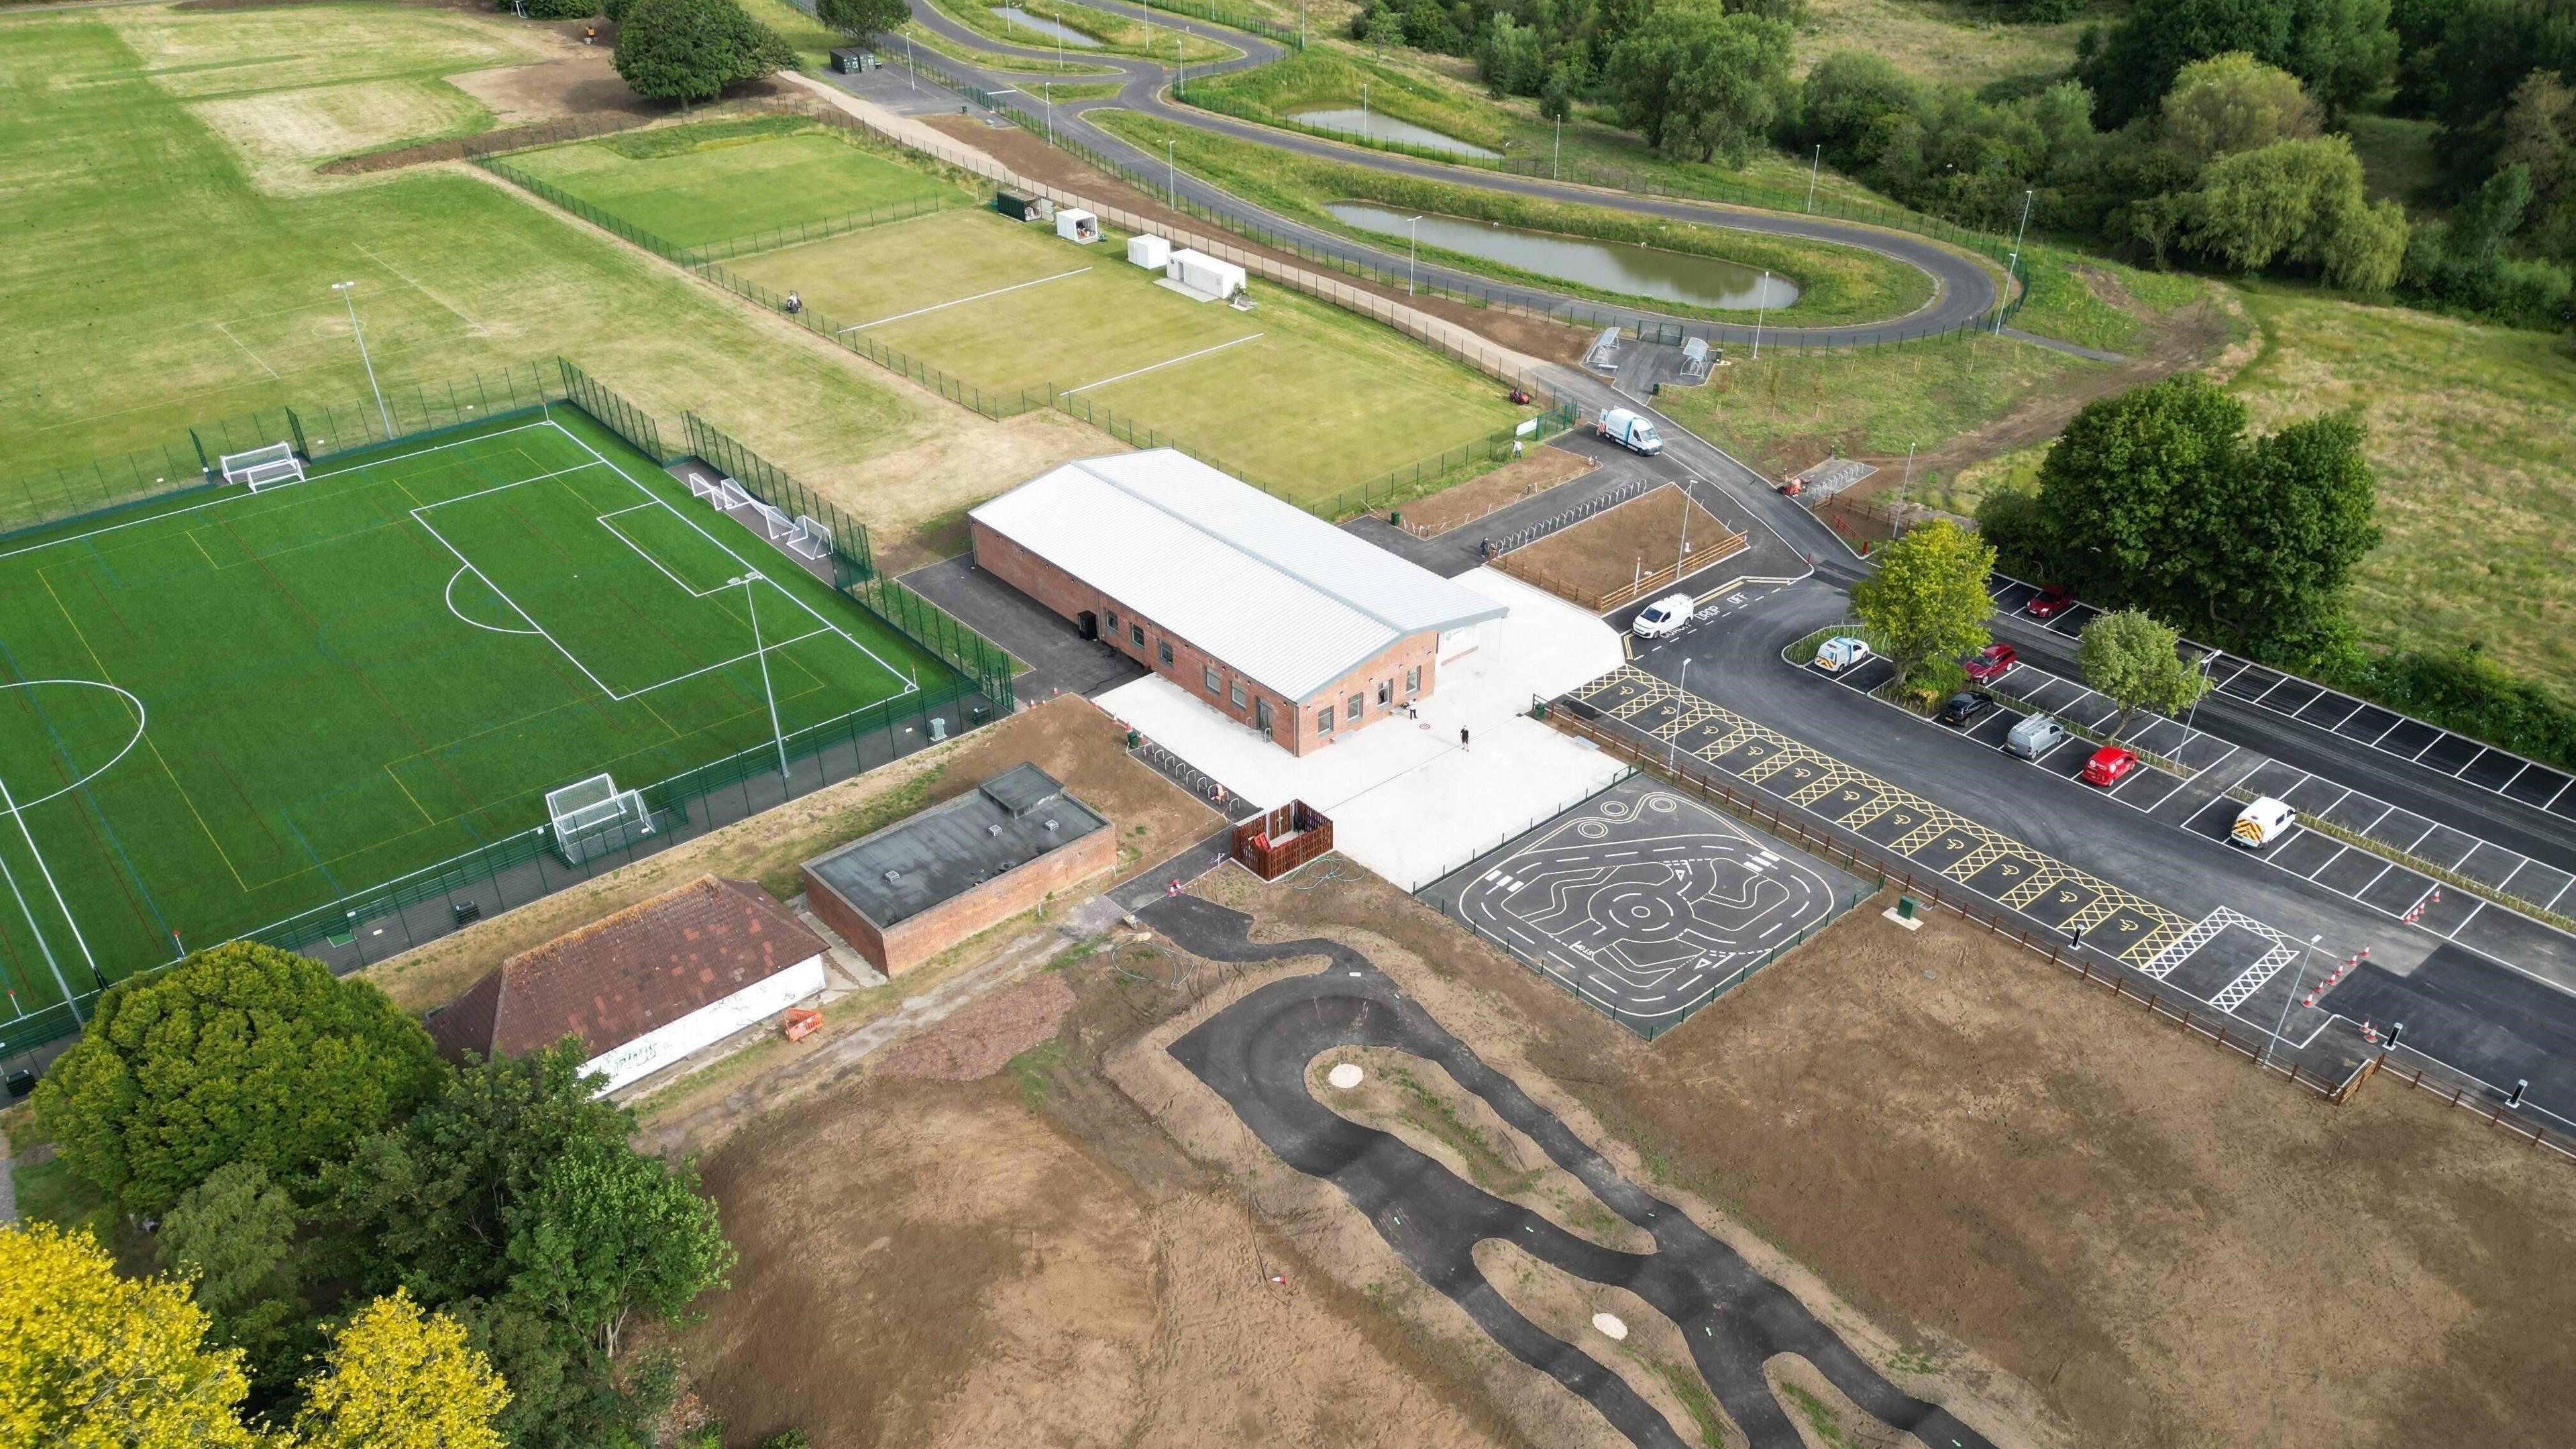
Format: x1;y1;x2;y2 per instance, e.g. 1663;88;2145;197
0;408;945;1023
720;207;1527;498
502;120;973;250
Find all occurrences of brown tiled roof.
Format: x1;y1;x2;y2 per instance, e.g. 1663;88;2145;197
427;876;825;1065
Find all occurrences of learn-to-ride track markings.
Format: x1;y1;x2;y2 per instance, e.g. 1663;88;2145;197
1569;665;2196;968
1157;894;1994;1449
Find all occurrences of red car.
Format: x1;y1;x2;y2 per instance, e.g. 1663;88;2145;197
2026;586;2076;619
1964;643;2017;683
2080;746;2139;786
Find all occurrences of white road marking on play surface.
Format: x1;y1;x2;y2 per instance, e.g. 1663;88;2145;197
1059;332;1263;393
837;267;1092;331
352;244;491;335
210;320;278;379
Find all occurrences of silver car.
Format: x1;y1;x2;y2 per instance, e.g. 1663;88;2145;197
2004;714;2068;759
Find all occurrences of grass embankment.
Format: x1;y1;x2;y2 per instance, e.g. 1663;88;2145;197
898;19;1125;73
1095;110;1936;327
921;0;1233;62
1796;0;2107;91
2227;284;2576;692
1656;335;2107;480
504;116;974;248
2;7;922;482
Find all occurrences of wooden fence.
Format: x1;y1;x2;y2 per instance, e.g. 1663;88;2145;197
1231;801;1334;880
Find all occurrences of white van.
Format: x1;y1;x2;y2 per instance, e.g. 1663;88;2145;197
1631;592;1697;639
1597;408;1664;455
2232;797;2297;849
1814;636;1872;672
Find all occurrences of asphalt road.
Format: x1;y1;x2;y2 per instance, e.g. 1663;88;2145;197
1155;892;1996;1449
887;0;2033;348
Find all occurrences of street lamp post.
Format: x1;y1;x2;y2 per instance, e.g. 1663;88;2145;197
904;33;916;91
1406;213;1420;294
1044;80;1053;144
1997;188;2034;334
1167;138;1177;206
2264;934;2326;1070
1553;115;1561;180
1751;270;1769;360
737;574;790;784
331;281;392;441
1805;144;1821;213
1361;80;1370;142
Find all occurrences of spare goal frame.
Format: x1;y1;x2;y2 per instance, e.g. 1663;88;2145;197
545;772;654;867
221;441;306;491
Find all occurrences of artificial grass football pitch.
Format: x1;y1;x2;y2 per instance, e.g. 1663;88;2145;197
0;409;945;1018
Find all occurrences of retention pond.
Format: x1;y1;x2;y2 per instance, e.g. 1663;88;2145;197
1289;107;1501;160
1328;202;1801;311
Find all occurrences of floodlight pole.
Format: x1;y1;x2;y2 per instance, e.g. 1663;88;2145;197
1406;214;1420;294
332;281;393;441
0;773;82;1026
738;574;789;784
2263;933;2325;1071
1752;271;1768;360
1805;144;1821;213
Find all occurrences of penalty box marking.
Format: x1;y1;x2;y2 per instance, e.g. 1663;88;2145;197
409;421;918;704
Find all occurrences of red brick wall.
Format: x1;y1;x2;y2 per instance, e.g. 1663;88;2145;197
802;826;1115;977
971;518;1440;757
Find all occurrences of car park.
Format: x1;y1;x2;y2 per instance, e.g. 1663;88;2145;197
2026;586;2075;619
2004;714;2068;759
1815;636;1872;671
2231;797;2297;849
1631;592;1697;639
1936;691;1996;727
1964;643;2017;682
2080;745;2138;786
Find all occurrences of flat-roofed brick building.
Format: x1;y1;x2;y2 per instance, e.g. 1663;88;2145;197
969;449;1507;755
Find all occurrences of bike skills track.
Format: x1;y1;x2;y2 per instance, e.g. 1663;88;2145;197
1154;893;1993;1449
885;0;2066;351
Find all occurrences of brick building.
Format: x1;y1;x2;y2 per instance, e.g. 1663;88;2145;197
969;449;1507;755
426;875;826;1095
800;763;1114;976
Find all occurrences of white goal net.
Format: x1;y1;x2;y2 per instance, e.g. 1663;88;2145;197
221;441;305;491
786;515;831;561
545;772;653;867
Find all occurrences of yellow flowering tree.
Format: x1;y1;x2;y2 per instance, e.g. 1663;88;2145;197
0;1221;267;1449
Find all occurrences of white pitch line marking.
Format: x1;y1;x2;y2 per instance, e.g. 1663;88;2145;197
837;266;1091;331
1059;332;1264;394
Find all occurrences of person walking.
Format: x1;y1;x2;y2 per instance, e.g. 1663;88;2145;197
1459;726;1470;751
784;290;802;315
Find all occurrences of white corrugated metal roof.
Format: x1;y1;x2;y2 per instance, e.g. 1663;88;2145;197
971;450;1506;701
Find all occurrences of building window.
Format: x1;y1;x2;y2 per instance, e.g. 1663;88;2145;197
1348;692;1364;721
1256;698;1273;733
1377;680;1391;706
1104;608;1118;634
1230;680;1247;708
1159;639;1175;668
1130;623;1145;647
1406;665;1421;694
1203;665;1222;695
1317;705;1334;735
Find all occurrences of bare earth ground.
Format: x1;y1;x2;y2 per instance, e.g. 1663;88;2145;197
1501;484;1743;606
361;695;1215;1016
873;972;1074;1081
1399;442;1595;534
925;114;1597;366
1177;862;2576;1448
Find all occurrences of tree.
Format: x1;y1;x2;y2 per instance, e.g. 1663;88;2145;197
2078;610;2210;733
1479;15;1548;97
612;0;796;107
291;1290;507;1449
1364;5;1407;56
2160;52;2320;163
34;942;441;1216
508;1134;735;1361
330;1042;729;1446
814;0;907;39
2084;0;2392;125
2013;377;2381;662
160;1164;311;1393
1605;0;1794;162
0;1222;267;1449
2181;134;2407;290
1849;519;1997;691
504;0;600;21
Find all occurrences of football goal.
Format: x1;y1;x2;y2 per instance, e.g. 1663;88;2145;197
545;772;654;867
786;515;831;562
220;441;305;491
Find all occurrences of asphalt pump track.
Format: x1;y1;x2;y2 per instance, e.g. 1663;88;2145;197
1155;892;1992;1449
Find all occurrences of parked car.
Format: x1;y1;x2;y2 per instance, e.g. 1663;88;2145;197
1936;691;1996;727
1815;636;1872;671
2027;586;2076;619
2232;797;2297;849
1964;643;2018;683
2004;714;2068;759
1631;592;1697;639
2080;745;2139;786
